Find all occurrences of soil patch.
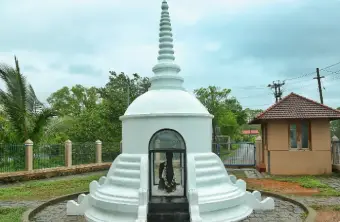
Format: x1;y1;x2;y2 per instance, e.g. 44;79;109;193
316;211;340;222
245;178;320;195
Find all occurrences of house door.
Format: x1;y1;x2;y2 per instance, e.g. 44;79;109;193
148;129;187;198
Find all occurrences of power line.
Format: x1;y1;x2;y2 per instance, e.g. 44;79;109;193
283;71;316;82
230;61;340;91
320;61;340;71
283;61;340;82
323;69;340;77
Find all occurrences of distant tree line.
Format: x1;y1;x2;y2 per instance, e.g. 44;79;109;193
0;57;264;145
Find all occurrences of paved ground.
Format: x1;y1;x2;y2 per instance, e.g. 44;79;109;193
32;199;85;222
319;177;340;191
227;168;263;179
242;195;305;222
293;196;340;206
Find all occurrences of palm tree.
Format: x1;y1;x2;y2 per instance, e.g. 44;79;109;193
0;56;56;143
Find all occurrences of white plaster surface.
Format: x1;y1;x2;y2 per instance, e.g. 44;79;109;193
67;153;275;222
124;89;211;117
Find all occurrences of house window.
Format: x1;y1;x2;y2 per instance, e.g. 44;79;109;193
289;120;310;149
290;124;297;148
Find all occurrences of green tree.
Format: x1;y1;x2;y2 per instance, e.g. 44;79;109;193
194;86;246;141
47;85;99;116
99;71;150;115
244;108;263;123
46;71;151;143
0;110;17;143
0;56;56;143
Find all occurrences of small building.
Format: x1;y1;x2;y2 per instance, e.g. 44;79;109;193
242;129;259;136
249;92;340;175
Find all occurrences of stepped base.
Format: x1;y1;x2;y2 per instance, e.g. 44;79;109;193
67;152;275;222
148;197;190;222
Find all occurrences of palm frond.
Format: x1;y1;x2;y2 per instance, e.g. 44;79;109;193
29;108;57;143
26;84;42;113
43;115;75;137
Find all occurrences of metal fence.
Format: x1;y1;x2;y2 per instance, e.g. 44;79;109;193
0;144;26;173
102;142;121;162
33;144;65;169
332;141;340;165
72;142;96;165
213;142;256;167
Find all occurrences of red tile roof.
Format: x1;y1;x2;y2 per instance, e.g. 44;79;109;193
249;92;340;124
242;130;259;135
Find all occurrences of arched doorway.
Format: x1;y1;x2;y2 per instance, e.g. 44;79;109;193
148;129;187;198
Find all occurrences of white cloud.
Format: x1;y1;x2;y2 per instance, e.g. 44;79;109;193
1;0;339;110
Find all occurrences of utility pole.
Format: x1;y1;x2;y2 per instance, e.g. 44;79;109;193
313;68;325;104
268;80;285;103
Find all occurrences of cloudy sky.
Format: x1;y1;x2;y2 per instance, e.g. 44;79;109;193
1;0;340;110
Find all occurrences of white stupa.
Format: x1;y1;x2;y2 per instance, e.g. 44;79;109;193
67;1;274;221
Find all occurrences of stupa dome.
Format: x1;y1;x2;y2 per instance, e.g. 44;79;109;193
124;89;211;117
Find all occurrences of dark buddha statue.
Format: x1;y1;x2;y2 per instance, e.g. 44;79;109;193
158;152;176;193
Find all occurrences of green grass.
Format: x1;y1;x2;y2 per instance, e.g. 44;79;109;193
310;204;340;211
271;175;340;196
0;207;26;222
0;172;105;201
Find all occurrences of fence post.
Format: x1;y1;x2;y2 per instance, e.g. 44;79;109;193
255;136;262;166
65;140;72;167
96;140;102;163
332;136;339;165
25;139;33;171
227;136;231;151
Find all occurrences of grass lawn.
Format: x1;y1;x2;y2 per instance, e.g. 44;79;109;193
310;204;340;211
270;175;340;196
0;207;26;222
0;172;105;201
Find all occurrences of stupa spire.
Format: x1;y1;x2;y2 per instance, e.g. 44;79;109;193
150;0;184;90
157;0;176;62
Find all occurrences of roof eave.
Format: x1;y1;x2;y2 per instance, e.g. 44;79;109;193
250;116;340;124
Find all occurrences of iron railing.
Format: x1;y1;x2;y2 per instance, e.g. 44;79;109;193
33;144;65;169
0;141;257;173
0;144;26;173
102;142;121;162
72;142;96;165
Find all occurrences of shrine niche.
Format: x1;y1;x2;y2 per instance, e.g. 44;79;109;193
149;129;186;197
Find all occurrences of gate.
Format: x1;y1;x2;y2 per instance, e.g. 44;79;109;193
332;140;340;165
213;142;256;167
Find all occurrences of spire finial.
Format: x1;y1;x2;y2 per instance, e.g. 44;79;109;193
150;0;184;90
